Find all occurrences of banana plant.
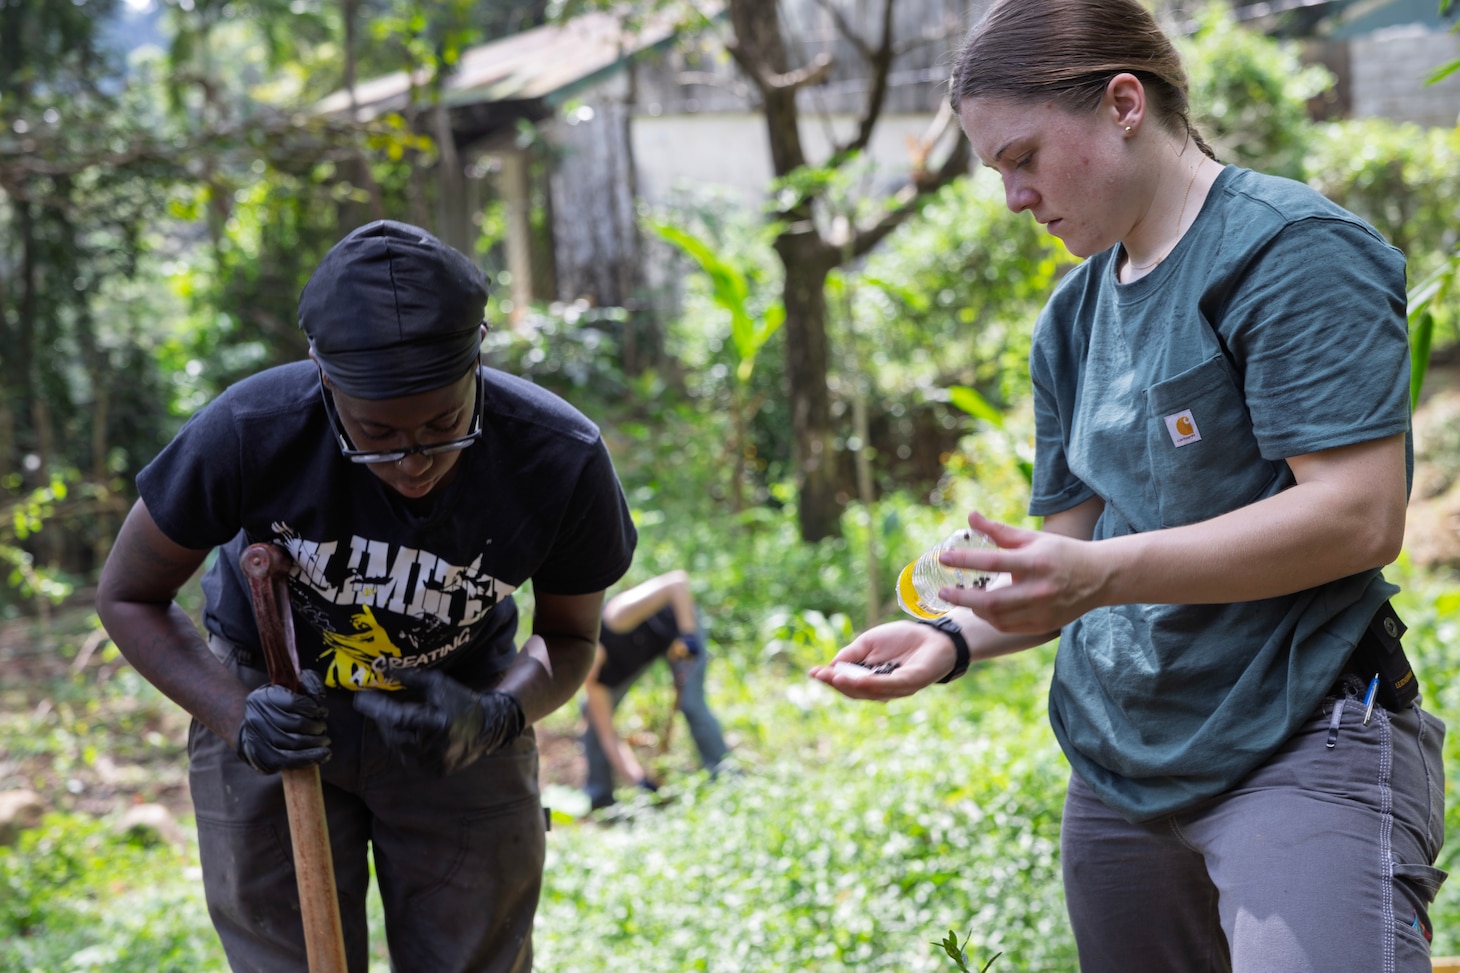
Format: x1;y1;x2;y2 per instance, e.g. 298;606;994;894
649;221;786;383
648;220;786;510
1408;247;1459;410
947;384;1034;485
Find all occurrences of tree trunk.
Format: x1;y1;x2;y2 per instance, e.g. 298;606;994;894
776;234;840;541
728;0;844;540
17;201;37;478
433;100;469;253
615;58;662;377
340;0;385;230
724;0;971;542
0;212;15;482
498;149;534;328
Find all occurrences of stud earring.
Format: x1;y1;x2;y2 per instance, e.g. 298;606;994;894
1124;125;1132;134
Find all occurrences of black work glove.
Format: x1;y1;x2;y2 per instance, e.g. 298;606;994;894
236;669;331;774
353;666;525;777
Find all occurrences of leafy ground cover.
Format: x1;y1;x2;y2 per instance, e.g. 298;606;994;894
7;389;1460;972
7;549;1460;971
1;590;1065;972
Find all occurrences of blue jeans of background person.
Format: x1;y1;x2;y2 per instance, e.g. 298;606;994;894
582;646;728;809
194;637;545;973
1061;677;1447;973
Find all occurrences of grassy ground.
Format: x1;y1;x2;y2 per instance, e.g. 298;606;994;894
6;559;1460;971
0;587;1067;972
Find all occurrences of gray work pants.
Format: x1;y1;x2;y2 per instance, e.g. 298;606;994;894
581;647;728;808
1062;681;1447;973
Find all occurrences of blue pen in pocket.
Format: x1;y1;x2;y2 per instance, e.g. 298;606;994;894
1362;673;1380;725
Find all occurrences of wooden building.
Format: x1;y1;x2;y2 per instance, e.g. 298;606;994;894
319;0;1458;316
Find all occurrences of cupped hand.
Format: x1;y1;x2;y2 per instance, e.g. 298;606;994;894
808;620;958;701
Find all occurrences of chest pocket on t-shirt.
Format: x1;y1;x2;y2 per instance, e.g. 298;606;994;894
1143;352;1281;528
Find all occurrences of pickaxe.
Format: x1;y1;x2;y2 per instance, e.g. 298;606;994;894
240;542;348;973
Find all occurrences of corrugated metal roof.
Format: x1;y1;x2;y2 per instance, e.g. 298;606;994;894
317;7;718;120
1224;0;1458;36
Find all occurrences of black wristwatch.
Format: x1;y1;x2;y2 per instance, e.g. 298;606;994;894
917;615;970;684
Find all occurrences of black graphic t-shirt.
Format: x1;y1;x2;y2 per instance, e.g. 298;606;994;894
138;361;636;691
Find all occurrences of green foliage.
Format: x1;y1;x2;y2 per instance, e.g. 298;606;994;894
1389;563;1460;954
0;614;192;812
932;929;1001;973
1302;119;1460;398
1409;251;1460;409
537;642;1073;972
767;153;908;232
1180;2;1333;179
0;0;187;485
1;475;77;608
605;372;1039;650
644;186;795;500
160;122;432;401
1304;120;1460;281
645;216;789;510
848;175;1070;411
483;299;629;410
1409;0;1459;399
0;466;136;618
648;220;785;384
0;814;224;972
817;174;1066;509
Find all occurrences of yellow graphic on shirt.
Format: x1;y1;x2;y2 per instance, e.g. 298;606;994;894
321;605;403;691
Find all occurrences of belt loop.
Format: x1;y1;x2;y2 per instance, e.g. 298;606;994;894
206;632;236;665
1326;697;1347;749
206;633;261;671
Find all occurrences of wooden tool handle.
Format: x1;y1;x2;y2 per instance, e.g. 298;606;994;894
239;543;349;973
283;766;347;973
240;542;303;693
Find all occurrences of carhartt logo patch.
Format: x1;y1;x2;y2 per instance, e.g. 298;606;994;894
1164;409;1202;447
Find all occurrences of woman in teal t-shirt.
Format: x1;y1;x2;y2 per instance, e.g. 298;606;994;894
811;1;1446;970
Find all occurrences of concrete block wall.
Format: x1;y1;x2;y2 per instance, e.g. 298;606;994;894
1351;25;1460;128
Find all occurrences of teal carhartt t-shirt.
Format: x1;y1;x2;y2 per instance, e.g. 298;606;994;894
1029;166;1411;822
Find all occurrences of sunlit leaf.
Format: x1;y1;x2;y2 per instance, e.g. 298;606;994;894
947;386;1006;428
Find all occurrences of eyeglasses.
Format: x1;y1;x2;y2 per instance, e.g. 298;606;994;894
320;371;484;464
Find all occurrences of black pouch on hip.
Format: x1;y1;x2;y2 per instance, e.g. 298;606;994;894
1347;600;1419;710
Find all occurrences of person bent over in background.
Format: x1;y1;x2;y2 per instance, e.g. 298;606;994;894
581;570;729;811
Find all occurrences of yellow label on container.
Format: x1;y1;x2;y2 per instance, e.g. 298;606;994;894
896;561;946;620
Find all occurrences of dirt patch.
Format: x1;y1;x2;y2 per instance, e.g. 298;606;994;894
0;608;589;824
1;612;195;822
537;723;586;792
